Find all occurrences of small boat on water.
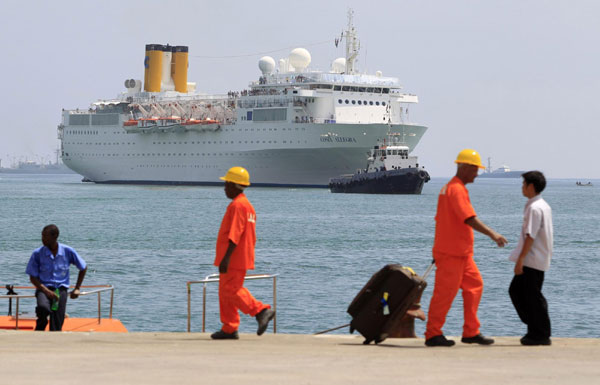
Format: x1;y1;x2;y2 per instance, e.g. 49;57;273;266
478;158;524;178
0;284;127;332
329;132;430;194
576;181;593;187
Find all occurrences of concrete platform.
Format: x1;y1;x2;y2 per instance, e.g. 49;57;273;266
1;331;599;384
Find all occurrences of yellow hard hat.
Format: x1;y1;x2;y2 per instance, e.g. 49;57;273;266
219;166;251;186
455;149;486;169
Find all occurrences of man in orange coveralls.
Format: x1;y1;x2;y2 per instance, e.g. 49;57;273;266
211;166;275;340
425;149;508;347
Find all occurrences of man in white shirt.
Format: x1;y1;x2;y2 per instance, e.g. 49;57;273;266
509;171;553;346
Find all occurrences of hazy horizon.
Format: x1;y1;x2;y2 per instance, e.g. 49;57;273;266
1;0;598;178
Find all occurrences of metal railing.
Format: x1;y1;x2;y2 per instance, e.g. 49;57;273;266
1;284;115;330
187;273;278;333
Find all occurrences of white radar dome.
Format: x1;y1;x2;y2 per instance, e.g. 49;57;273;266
289;48;311;72
331;57;346;73
258;56;276;75
376;70;383;77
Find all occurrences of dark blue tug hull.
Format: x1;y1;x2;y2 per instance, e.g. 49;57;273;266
329;168;430;194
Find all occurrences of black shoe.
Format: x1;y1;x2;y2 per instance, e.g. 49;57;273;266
425;335;455;347
255;308;275;336
461;334;494;345
210;330;239;340
520;336;551;346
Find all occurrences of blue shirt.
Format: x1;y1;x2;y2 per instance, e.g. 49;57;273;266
25;243;87;288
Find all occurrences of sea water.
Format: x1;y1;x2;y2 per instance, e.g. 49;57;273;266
1;174;599;337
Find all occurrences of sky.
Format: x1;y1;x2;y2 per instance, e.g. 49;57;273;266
0;0;598;178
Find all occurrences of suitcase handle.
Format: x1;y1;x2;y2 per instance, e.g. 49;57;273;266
422;259;435;281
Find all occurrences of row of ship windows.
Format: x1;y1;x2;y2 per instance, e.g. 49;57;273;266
64;139;308;146
136;164;271;169
65;127;306;136
66;152;292;157
338;99;386;106
66;130;99;135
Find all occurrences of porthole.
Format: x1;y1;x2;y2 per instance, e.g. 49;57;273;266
345;99;349;104
369;101;374;105
352;100;356;105
357;100;362;105
338;99;343;104
382;102;386;106
376;101;380;106
363;101;367;105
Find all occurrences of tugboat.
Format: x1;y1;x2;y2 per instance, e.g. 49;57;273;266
329;132;430;194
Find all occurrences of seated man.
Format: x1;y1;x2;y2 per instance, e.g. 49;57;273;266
26;224;87;331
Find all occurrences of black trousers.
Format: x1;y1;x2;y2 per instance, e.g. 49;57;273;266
35;287;68;331
509;266;551;340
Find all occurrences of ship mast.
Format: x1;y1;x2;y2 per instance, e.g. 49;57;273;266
343;9;360;75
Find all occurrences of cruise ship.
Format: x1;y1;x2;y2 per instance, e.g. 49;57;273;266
59;11;427;187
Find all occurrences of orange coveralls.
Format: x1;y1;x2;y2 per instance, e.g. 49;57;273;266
425;176;484;340
214;193;270;333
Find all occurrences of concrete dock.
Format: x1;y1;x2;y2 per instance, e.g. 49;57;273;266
1;331;599;384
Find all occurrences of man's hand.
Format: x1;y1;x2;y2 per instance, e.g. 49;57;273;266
44;288;58;301
218;241;236;274
70;287;81;299
219;259;229;274
514;260;524;275
491;232;508;247
466;217;508;247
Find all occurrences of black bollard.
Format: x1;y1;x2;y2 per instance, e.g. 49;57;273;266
6;285;17;316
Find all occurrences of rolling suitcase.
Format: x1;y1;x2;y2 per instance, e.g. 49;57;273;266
347;262;434;344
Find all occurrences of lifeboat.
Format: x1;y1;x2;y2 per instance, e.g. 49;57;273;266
181;119;220;132
123;119;138;126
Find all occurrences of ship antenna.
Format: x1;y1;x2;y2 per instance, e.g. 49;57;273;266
343;8;360;75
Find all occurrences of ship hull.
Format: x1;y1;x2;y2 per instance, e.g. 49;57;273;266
478;171;524;178
329;168;430;194
62;122;427;187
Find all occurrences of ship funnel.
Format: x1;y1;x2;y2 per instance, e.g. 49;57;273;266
172;46;188;93
144;44;164;92
144;44;189;93
160;45;175;91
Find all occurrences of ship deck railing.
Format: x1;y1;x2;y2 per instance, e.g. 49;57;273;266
1;284;115;330
186;273;278;333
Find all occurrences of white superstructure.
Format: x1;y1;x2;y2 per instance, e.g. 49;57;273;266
59;11;427;186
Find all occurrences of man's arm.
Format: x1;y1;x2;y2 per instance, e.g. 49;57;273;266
514;235;534;275
219;241;237;274
29;276;57;301
70;267;87;299
465;216;508;247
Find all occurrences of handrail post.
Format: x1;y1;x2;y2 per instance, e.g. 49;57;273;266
15;298;20;330
273;276;277;334
202;282;207;333
187;274;277;334
97;291;101;324
187;282;191;333
109;287;114;319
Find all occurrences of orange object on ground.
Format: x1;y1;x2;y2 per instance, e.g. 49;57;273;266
432;176;477;257
0;315;127;332
214;193;256;270
425;253;483;340
218;268;270;333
